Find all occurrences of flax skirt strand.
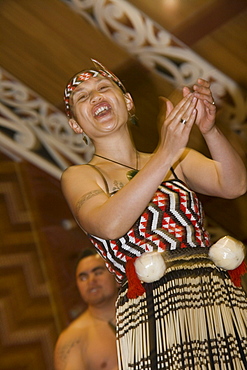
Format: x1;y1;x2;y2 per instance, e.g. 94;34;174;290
116;260;247;370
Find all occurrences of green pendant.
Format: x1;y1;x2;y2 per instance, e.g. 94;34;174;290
126;169;139;181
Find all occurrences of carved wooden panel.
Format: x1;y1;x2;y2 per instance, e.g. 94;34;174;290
0;155;58;369
0;147;98;368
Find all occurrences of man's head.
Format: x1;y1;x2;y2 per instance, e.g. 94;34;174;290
64;59;127;119
75;249;119;307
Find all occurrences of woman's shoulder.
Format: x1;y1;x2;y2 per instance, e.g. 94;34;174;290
61;163;95;179
61;162;110;197
61;164;103;194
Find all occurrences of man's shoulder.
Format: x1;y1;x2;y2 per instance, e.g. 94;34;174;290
55;326;81;353
60;312;90;338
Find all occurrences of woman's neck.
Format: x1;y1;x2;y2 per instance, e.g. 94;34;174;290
95;143;136;160
92;128;136;160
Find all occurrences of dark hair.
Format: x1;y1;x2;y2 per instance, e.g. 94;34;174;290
75;248;98;270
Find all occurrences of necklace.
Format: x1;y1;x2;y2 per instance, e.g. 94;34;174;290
92;314;116;333
108;320;116;334
94;152;139;180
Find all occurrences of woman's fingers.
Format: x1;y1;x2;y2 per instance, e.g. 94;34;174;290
167;94;198;127
167;93;192;119
193;79;214;104
182;86;191;97
203;99;217;114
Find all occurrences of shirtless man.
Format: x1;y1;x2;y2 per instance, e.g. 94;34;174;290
54;249;119;370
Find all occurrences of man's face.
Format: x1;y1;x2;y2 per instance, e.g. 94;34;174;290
76;254;119;306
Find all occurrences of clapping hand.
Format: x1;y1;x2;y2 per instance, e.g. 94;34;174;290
183;79;216;135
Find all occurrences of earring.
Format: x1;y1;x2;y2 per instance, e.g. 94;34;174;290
128;112;139;126
83;133;89;145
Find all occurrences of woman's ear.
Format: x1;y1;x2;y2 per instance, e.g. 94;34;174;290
69;119;84;134
124;93;134;112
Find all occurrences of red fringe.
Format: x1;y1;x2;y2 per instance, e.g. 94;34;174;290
126;258;145;299
228;260;247;287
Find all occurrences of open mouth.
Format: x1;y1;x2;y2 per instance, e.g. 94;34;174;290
89;286;100;294
93;103;111;117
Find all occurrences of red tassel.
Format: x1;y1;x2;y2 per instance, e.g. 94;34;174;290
228;260;247;287
126;258;145;299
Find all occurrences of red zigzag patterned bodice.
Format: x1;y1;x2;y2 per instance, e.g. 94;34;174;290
89;179;211;282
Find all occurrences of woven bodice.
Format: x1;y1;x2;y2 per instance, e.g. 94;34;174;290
89;179;211;282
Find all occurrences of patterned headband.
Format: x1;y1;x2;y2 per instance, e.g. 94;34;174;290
64;59;127;118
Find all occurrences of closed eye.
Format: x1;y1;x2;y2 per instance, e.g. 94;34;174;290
77;93;88;102
98;83;112;91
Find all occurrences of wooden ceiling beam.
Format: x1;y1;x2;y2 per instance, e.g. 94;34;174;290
172;0;247;45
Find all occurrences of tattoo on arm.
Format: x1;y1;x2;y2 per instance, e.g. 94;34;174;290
112;180;124;192
57;338;80;366
76;189;104;216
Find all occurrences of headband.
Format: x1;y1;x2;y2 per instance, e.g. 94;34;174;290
64;59;126;118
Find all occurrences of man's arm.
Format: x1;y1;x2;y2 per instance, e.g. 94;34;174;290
54;330;85;370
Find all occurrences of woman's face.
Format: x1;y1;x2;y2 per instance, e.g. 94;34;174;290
69;76;133;139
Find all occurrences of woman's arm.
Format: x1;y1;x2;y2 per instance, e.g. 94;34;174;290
182;79;247;197
62;82;246;240
62;93;198;239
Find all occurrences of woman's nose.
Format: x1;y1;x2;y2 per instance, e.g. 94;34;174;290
91;91;103;103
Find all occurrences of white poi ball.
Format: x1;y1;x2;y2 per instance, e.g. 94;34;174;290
209;236;245;270
134;252;166;283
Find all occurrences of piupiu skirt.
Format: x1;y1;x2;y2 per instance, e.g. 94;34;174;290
116;259;247;370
